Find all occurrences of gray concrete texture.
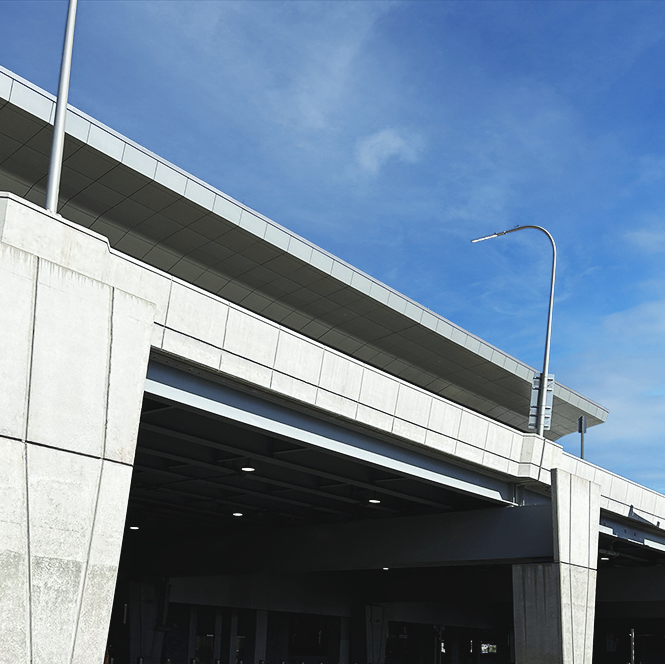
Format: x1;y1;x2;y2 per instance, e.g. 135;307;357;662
512;470;600;664
0;198;155;663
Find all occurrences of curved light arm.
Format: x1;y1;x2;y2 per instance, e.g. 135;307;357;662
471;225;557;437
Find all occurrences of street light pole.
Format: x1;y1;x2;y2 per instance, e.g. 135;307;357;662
471;225;557;438
46;0;78;215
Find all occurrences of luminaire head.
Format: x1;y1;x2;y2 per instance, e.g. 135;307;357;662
470;228;519;243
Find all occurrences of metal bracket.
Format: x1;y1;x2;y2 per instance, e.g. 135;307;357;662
528;373;554;431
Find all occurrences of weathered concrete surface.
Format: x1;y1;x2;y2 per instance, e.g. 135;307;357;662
0;197;155;664
513;469;600;664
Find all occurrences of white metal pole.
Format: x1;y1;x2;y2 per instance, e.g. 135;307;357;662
46;0;78;214
471;225;557;437
532;226;557;437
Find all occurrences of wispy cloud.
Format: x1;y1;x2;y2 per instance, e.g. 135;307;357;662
625;226;665;254
557;298;665;491
125;1;394;134
355;128;423;175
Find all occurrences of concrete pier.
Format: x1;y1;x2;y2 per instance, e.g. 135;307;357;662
0;196;155;664
513;471;600;663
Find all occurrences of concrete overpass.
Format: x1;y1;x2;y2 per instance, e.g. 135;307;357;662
1;65;665;664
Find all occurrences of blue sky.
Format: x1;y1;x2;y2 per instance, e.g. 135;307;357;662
2;0;665;490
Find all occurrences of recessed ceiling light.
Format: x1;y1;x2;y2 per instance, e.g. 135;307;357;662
382;567;389;571
232;512;243;517
369;498;381;504
129;526;139;530
241;466;255;472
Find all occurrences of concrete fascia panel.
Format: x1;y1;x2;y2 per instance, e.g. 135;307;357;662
0;69;12;101
274;330;324;385
105;290;156;463
28;261;111;457
0;244;36;440
166;280;229;349
223;307;280;368
88;124;125;162
162;328;223;371
318;352;364;402
107;253;172;326
9;80;53;123
155;162;187;195
65;110;91;143
122;144;157;180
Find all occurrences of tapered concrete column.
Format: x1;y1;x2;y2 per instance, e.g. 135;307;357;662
0;196;156;664
513;469;600;664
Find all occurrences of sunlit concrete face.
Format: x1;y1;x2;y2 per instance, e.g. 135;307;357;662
0;196;155;664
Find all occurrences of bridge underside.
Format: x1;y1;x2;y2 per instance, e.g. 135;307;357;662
103;360;665;664
110;361;534;664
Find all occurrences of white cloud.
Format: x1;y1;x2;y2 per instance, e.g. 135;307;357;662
557;297;665;491
624;212;665;254
625;227;665;254
123;1;394;133
355;128;422;175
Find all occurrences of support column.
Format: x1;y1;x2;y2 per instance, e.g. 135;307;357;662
0;196;156;664
255;610;268;664
365;605;388;664
227;610;239;664
128;579;171;664
339;617;350;664
513;469;600;664
214;609;224;663
445;626;463;664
